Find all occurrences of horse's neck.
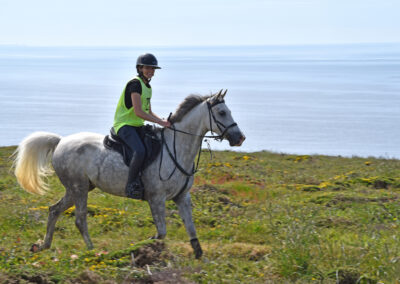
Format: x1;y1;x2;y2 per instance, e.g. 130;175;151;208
164;103;208;168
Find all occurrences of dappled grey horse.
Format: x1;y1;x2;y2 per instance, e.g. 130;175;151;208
13;90;245;258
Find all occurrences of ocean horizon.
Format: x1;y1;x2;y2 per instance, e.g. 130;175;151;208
1;43;399;158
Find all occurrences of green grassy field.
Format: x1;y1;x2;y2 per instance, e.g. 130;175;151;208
0;145;399;283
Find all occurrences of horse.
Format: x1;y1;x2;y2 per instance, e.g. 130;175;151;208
13;90;245;258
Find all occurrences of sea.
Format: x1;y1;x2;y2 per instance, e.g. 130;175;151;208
0;43;399;158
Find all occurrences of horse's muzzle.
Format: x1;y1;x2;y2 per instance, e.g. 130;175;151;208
227;132;246;147
235;135;246;146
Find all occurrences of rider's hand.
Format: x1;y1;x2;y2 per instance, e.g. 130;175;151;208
159;120;171;128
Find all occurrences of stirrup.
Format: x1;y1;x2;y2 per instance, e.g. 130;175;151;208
125;180;144;200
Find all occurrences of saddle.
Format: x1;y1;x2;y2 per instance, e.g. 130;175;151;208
103;125;161;169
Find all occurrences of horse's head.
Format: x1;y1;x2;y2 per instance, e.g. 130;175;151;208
207;90;245;146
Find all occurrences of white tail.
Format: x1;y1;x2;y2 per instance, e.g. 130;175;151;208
13;132;62;195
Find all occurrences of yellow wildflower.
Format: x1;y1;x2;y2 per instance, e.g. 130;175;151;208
319;182;331;188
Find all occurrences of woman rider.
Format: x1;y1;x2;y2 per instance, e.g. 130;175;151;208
113;53;171;200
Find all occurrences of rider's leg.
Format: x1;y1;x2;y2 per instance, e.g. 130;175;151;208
117;125;146;199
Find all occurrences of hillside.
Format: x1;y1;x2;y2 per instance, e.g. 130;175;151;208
0;146;399;283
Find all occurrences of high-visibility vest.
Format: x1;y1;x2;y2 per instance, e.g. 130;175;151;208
113;76;152;133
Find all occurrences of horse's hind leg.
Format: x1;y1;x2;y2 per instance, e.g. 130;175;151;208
56;171;94;249
41;192;74;250
73;188;93;249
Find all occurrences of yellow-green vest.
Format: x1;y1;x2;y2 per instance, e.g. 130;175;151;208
113;76;152;133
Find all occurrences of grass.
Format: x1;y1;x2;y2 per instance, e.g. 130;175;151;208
0;146;399;283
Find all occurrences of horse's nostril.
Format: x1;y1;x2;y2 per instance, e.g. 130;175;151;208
233;134;245;146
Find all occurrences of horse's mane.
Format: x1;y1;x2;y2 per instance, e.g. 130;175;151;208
169;94;211;124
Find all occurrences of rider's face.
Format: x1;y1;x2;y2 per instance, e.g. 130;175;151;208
141;66;156;80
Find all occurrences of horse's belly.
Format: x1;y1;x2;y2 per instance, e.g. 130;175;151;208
141;164;194;200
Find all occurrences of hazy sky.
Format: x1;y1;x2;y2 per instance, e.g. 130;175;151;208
1;0;399;46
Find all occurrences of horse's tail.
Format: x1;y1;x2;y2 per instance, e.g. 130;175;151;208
13;132;62;195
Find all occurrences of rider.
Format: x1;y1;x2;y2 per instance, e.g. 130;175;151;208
113;53;171;200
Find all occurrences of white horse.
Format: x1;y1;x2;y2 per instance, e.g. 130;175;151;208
13;90;245;258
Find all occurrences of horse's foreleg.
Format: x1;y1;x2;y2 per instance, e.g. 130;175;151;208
74;190;93;250
148;197;167;239
41;193;74;250
174;192;203;259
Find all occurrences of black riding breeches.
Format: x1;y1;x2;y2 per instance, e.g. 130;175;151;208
117;125;146;168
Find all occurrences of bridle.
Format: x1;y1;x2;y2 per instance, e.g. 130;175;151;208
206;99;237;141
159;98;237;182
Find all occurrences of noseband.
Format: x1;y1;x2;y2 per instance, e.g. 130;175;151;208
159;99;237;183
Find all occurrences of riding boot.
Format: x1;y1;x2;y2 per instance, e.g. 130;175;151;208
125;154;145;200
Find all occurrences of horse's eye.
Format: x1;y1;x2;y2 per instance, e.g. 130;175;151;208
219;110;226;116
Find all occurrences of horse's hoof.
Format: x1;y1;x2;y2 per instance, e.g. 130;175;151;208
190;238;203;259
195;249;203;259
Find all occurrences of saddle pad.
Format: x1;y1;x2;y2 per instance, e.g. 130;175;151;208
103;126;161;169
103;135;131;166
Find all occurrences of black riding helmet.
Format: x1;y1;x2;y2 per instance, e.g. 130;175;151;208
136;53;161;69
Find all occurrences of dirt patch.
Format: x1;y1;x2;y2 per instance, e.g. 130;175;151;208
372;179;389;189
122;269;194;284
107;240;167;268
0;273;53;284
327;268;376;284
351;176;400;189
1;271;115;284
133;241;166;267
67;270;116;284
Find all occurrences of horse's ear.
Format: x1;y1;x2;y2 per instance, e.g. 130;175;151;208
216;89;222;99
222;89;227;98
215;89;224;101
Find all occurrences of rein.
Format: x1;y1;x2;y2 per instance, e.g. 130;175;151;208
158;99;237;181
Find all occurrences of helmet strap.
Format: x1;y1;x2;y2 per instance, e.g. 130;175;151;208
137;66;151;84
